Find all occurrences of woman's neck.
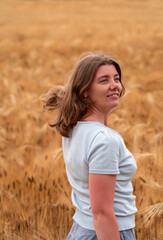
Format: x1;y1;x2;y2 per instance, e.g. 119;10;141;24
81;111;108;126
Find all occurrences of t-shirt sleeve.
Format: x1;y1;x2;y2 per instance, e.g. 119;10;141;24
87;131;120;174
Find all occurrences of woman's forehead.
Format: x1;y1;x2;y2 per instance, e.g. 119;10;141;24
95;64;118;79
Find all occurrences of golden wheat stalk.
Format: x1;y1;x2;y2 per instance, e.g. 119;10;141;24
136;202;163;227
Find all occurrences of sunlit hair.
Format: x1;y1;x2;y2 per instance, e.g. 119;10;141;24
41;53;125;137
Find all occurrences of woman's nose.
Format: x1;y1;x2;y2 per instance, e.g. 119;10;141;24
109;79;118;90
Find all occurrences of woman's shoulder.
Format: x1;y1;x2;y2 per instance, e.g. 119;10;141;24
76;121;123;142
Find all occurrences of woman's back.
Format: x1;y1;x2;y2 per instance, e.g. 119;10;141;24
62;121;137;231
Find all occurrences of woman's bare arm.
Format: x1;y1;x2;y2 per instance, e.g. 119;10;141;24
89;174;120;240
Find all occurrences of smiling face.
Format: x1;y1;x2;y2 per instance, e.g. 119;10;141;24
85;64;123;118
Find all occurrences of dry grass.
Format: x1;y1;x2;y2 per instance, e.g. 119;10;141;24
0;0;163;239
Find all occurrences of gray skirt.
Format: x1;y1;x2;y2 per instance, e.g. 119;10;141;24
67;221;136;240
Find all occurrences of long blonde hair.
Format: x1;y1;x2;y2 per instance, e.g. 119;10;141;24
40;53;125;137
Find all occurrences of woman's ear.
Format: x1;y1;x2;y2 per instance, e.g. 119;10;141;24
83;91;88;98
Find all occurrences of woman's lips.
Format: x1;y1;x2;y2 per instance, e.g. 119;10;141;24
107;93;119;98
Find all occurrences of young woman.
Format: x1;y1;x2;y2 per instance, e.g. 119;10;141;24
41;53;137;240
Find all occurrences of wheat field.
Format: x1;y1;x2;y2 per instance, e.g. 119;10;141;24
0;0;163;239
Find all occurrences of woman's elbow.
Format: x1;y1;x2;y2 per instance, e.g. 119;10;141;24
92;205;115;219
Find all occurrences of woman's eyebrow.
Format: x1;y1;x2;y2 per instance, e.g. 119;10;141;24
114;74;120;77
97;74;119;79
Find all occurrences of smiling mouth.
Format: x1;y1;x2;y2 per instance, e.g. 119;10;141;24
107;93;119;97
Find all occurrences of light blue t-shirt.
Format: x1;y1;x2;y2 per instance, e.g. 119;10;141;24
62;121;137;231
